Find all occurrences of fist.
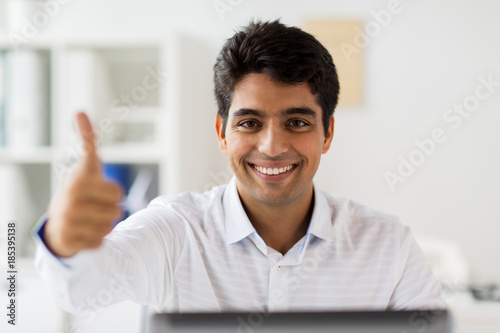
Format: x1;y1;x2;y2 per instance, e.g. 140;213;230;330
44;112;123;257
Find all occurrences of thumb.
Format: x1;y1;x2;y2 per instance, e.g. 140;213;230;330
76;112;102;175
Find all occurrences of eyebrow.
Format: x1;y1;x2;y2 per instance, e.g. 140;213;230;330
282;107;318;119
231;107;319;119
231;108;261;118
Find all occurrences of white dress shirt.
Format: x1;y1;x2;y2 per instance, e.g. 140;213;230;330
34;177;444;315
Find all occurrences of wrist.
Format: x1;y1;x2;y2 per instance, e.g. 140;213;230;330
42;219;77;258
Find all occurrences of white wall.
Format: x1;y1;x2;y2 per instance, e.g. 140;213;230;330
1;0;498;284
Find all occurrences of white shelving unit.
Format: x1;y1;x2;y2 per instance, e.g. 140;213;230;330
0;34;199;252
0;33;219;332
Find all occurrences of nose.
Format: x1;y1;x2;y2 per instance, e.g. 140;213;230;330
258;122;288;157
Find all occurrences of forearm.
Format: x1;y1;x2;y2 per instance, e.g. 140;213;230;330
33;206;180;313
33;219;147;314
34;232;131;314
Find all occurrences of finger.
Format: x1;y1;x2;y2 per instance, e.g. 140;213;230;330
72;180;123;205
76;112;101;175
70;204;123;225
69;235;106;250
70;217;115;236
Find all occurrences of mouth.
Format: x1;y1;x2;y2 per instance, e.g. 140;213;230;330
250;163;297;176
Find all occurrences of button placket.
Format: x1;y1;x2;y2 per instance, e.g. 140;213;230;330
268;263;289;312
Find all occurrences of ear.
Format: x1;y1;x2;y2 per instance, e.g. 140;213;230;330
321;116;334;154
215;114;228;155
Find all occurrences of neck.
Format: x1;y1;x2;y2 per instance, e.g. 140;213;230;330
238;185;315;255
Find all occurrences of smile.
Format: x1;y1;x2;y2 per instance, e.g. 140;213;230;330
252;164;296;175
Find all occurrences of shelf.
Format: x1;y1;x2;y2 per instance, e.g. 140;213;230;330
0;34;165;49
0;145;164;164
0;147;53;164
99;144;165;164
113;107;160;123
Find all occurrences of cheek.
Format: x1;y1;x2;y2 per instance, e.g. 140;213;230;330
227;135;252;158
295;136;324;158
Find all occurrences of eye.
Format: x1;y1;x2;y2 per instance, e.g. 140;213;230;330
288;119;308;127
239;120;259;128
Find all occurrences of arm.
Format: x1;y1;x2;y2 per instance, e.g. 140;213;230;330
34;205;185;315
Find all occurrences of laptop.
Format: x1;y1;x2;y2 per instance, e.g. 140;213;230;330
146;310;452;333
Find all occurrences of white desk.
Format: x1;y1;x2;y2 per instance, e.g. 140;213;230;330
448;291;500;333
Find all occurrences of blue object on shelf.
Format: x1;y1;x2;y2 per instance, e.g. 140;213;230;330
104;163;131;190
103;163;132;225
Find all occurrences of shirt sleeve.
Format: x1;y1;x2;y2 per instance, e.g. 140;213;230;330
387;224;446;310
32;205;187;315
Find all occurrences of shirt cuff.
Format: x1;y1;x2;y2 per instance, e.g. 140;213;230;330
32;213;101;271
32;213;49;244
31;214;69;265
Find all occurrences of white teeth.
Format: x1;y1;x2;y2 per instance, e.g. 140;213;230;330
253;164;294;175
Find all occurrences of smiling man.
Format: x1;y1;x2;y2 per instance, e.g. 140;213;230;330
34;20;444;314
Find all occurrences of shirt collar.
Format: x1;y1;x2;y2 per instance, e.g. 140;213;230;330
308;185;335;243
222;176;335;246
223;177;256;245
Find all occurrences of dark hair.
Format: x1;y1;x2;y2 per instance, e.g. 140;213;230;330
213;19;340;135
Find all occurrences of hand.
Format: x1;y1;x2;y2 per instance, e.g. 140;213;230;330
44;112;123;257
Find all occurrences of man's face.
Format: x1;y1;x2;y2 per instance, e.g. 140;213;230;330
216;73;334;207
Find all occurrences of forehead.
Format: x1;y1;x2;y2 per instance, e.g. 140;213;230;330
229;73;321;117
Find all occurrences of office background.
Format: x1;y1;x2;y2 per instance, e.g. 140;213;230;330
0;0;498;332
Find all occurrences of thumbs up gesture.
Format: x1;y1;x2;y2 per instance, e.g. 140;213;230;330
44;112;123;257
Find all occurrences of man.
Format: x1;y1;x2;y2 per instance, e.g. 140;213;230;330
34;20;443;314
